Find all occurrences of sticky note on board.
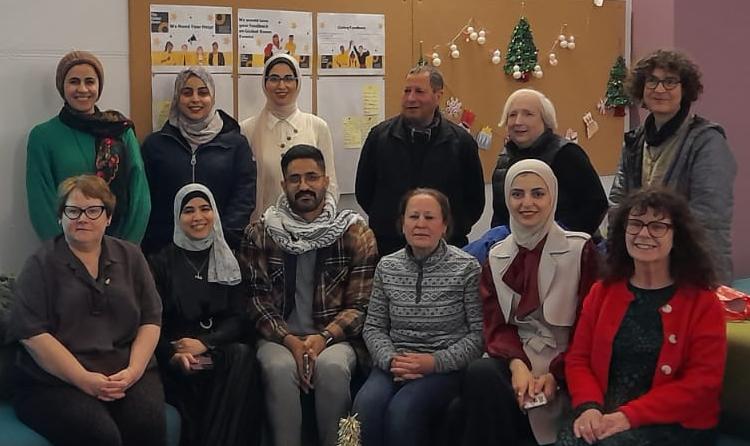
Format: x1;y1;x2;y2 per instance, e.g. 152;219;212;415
362;84;381;116
343;116;363;149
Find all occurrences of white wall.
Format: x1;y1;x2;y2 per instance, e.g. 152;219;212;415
0;0;130;274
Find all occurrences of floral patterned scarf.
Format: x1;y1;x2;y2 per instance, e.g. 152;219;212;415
58;104;134;230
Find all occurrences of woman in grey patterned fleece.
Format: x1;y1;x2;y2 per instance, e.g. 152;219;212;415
352;188;483;446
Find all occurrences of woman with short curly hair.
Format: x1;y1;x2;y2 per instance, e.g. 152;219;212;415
609;49;736;283
557;187;726;446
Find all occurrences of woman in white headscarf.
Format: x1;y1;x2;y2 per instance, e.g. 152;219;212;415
461;159;599;446
148;184;261;446
241;53;337;221
142;66;256;255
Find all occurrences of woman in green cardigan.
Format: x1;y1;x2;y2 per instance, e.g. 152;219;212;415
26;50;150;243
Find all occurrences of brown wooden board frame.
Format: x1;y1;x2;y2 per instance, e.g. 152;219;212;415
129;0;625;181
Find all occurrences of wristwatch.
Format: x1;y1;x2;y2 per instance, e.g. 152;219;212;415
320;329;335;346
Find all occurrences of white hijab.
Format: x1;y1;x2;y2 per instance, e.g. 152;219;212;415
504;159;561;250
173;183;241;285
168;66;224;151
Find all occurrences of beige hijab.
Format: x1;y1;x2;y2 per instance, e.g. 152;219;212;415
260;53;301;119
504;159;560;249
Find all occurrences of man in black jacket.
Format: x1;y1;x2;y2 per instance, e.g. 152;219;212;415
355;65;485;256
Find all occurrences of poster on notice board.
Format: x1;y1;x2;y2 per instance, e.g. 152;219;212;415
150;4;233;73
237;9;313;75
317;13;385;76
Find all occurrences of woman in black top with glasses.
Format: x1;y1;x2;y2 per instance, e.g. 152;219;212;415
9;174;164;446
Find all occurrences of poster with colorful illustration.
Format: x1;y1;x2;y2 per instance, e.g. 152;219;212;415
317;13;385;76
237;9;313;75
150;4;233;73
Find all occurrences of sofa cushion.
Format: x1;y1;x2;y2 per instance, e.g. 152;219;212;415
0;275;15;400
0;401;50;446
0;275;12;344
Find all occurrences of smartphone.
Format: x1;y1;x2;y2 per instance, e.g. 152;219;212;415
522;393;548;410
190;354;214;371
303;353;311;379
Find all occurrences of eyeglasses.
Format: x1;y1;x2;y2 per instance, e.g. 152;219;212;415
626;219;673;238
265;75;298;84
645;76;681;90
286;173;323;185
63;205;106;220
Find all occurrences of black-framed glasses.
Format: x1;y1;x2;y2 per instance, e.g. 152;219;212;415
626;219;673;238
63;205;106;220
645;76;681;90
286;173;323;185
265;75;298;84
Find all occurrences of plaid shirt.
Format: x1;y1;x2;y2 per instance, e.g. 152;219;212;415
238;220;377;346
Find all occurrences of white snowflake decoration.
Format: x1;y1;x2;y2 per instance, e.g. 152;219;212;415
445;97;463;118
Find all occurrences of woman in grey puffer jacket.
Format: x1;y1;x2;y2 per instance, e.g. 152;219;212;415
609;49;736;283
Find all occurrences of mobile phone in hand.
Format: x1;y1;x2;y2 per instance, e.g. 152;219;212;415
303;353;311;379
190;354;214;371
522;392;548;410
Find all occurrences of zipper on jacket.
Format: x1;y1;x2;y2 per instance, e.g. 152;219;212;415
415;261;424;303
190;152;197;182
162;130;205;184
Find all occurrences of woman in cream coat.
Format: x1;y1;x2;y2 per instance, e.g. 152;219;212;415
241;53;337;220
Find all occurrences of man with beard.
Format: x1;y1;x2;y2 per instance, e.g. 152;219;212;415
355;65;485;256
239;144;377;446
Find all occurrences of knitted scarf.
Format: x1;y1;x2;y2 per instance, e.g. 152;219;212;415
262;192;363;254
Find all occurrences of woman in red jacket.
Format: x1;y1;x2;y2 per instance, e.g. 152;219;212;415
557;187;726;446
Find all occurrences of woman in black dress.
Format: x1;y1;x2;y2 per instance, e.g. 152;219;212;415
148;183;261;446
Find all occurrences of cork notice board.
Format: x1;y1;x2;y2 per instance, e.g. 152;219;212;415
412;0;627;178
128;0;626;181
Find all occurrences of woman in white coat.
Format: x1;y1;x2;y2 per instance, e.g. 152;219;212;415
241;53;337;220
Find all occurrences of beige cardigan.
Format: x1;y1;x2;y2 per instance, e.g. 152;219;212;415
241;109;337;221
